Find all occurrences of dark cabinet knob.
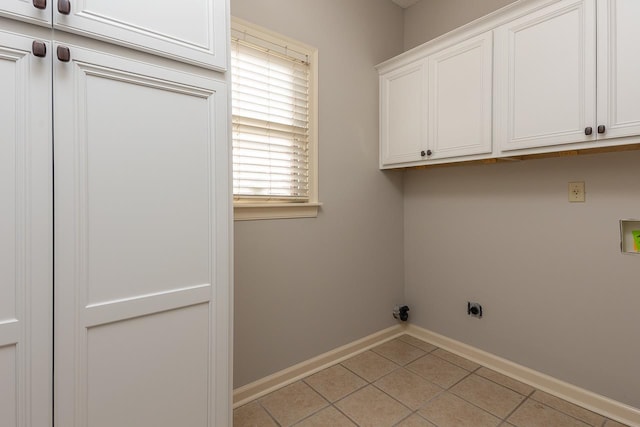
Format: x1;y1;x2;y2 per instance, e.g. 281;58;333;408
57;45;70;62
426;150;432;156
33;0;46;9
598;125;606;134
585;127;593;136
58;0;70;14
32;41;47;57
420;150;426;157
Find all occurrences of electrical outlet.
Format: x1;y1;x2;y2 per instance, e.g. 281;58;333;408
568;181;585;202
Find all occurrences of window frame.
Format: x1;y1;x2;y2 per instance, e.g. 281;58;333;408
231;17;320;221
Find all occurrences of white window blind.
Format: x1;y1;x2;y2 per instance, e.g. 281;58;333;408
231;28;311;201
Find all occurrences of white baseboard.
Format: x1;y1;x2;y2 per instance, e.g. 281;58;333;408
405;324;640;427
233;325;404;408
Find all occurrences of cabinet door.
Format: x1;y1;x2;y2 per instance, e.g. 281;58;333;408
0;30;52;427
0;0;51;26
495;0;596;151
428;31;493;159
53;0;227;71
380;59;428;167
53;43;231;427
597;0;640;139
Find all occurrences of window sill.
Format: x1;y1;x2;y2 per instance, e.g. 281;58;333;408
233;202;322;221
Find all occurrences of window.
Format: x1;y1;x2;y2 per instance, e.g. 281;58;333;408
231;18;319;220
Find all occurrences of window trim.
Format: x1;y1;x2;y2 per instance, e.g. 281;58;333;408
231;17;320;221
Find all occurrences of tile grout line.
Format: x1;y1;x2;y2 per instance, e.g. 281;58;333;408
370;347;429;367
475;368;535;396
300;372;370;417
364;343;457;418
445;369;474;389
287;398;332;427
337;356;400;387
440;389;505;424
528;392;608;427
431;368;527;424
370;377;426;412
257;381;332;427
306;358;403;425
331;402;362;427
501;392;535;424
446;371;533;422
430;348;483;373
530;398;600;427
369;341;433;366
453;374;532;423
340;358;415;425
257;399;283;427
336;342;431;426
390;410;427;427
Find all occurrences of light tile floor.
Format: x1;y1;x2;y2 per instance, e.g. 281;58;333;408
233;335;630;427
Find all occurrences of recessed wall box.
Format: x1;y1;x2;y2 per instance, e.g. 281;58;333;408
620;220;640;255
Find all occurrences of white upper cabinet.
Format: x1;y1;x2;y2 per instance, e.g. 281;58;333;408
428;31;493;160
379;31;493;168
0;0;52;26
496;0;640;152
53;0;228;70
380;59;427;167
1;0;228;70
494;0;597;152
597;0;640;139
379;0;640;168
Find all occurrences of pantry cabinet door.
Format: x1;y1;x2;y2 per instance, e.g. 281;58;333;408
494;0;597;151
53;0;227;70
53;43;231;427
597;0;640;139
0;0;52;27
428;31;493;159
380;59;428;167
0;30;53;427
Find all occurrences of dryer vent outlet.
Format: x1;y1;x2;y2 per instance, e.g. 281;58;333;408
468;302;483;318
393;305;410;322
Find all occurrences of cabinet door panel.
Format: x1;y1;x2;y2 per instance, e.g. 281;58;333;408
428;31;493;159
0;30;53;427
53;0;227;70
54;44;230;427
597;0;640;139
0;0;51;26
495;0;596;151
380;60;427;167
0;346;17;426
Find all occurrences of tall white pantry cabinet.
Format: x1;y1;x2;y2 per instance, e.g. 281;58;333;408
0;1;232;426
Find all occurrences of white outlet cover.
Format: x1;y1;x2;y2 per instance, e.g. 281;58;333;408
568;181;585;202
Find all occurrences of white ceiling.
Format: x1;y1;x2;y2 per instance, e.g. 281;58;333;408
391;0;421;8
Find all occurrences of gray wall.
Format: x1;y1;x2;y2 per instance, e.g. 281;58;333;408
404;0;516;50
403;1;640;407
404;152;640;408
231;0;405;388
